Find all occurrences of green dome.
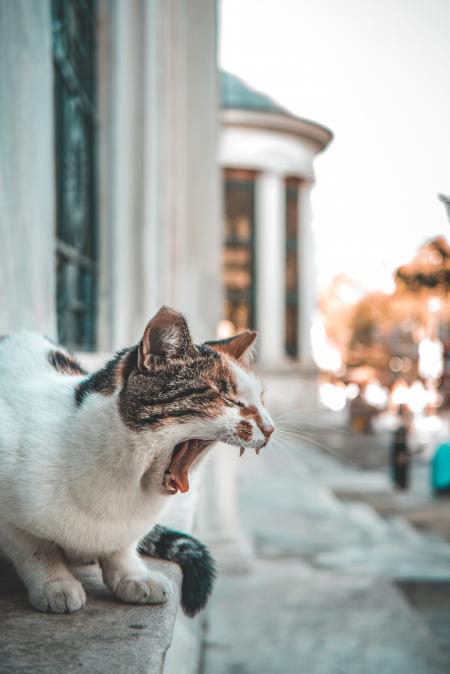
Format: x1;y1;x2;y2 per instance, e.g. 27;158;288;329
220;71;290;116
219;70;334;151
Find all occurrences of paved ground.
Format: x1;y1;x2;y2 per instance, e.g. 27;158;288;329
201;371;450;674
288;404;450;543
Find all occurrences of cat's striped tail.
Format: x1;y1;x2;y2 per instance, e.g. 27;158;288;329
138;525;216;617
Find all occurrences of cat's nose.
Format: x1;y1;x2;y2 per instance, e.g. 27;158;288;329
261;423;275;440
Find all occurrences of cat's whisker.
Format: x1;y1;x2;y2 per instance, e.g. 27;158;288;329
275;429;358;468
271;407;327;421
275;426;329;438
276;419;350;435
276;426;326;439
271;440;301;465
269;435;318;471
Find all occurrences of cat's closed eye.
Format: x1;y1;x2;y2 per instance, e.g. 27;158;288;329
223;396;245;408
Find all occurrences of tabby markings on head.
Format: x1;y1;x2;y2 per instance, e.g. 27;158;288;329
48;350;87;377
72;341;234;433
118;345;234;431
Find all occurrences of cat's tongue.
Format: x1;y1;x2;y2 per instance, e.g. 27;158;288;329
163;439;209;494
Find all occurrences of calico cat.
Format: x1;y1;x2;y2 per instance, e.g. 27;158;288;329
0;307;274;615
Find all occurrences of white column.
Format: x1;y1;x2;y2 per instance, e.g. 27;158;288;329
139;0;169;322
298;181;316;364
163;0;221;342
256;171;286;364
101;0;144;351
98;0;220;349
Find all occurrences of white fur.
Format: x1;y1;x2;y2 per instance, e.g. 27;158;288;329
0;331;271;613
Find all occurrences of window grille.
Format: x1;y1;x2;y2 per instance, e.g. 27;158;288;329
52;0;97;350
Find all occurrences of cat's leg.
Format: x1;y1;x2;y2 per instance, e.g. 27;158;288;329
99;545;172;605
0;521;86;613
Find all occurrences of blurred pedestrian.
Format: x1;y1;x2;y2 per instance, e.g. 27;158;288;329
391;404;410;489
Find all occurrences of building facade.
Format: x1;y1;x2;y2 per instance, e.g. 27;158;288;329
0;0;220;351
219;72;332;365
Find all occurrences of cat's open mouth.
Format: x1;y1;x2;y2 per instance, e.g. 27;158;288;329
163;439;212;494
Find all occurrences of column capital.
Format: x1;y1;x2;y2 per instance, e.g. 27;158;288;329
257;168;285;182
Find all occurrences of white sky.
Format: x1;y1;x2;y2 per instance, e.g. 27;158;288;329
220;0;450;291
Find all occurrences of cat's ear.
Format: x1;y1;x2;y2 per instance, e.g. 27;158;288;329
205;331;257;365
138;306;195;370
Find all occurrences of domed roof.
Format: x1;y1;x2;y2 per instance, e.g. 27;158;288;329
219;71;333;152
220;71;290;116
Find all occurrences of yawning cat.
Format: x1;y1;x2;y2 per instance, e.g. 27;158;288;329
0;307;274;614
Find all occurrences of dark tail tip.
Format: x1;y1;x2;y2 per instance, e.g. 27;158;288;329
139;525;216;617
179;537;216;617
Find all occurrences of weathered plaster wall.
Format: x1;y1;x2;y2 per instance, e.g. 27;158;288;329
0;1;56;337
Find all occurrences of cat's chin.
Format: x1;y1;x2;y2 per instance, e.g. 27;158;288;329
163;439;213;495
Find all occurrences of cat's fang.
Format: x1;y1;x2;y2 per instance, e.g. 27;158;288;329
255;447;261;455
239;446;245;457
162;470;179;494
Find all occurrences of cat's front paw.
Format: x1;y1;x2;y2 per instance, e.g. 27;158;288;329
114;572;172;605
29;578;86;613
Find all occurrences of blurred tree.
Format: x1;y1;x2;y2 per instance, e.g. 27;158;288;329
395;237;450;294
319;237;450;381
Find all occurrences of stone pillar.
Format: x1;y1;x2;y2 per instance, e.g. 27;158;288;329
159;0;221;342
298;180;315;364
109;1;145;350
140;0;169;323
98;0;220;348
256;171;286;364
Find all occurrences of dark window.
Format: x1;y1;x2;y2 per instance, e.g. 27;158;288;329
285;177;300;358
223;169;257;332
52;0;97;350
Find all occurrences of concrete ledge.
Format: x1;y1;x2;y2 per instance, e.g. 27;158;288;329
0;557;181;674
